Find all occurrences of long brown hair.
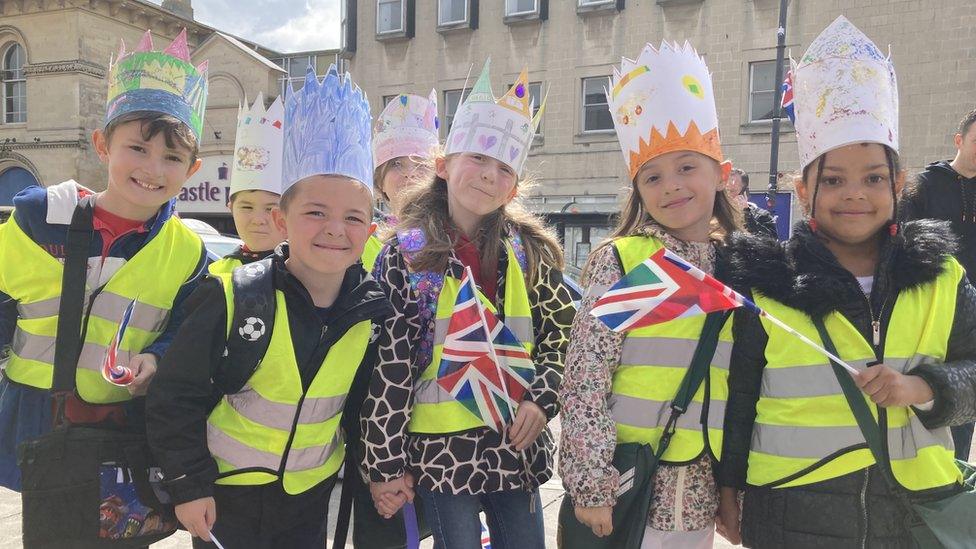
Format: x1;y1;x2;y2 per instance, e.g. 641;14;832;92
585;161;742;279
391;165;564;284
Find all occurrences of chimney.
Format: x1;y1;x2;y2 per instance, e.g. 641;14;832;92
161;0;194;20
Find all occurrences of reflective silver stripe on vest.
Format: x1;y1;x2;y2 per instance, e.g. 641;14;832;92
414;379;453;404
609;394;726;432
11;329;134;372
434;316;534;346
17;292;170;333
223;387;347;432
208;424;343;472
752;416;952;460
619;337;732;370
761;356;938;398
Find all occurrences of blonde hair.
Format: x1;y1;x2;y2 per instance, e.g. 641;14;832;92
391;160;564;284
585;160;742;279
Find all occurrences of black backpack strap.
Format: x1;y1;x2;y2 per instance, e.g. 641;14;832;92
51;195;95;424
214;258;276;394
655;310;731;461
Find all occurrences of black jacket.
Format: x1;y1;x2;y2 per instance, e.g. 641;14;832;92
901;160;976;279
719;220;976;547
743;204;779;239
146;246;392;509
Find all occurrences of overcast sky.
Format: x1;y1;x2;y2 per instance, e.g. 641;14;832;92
147;0;341;53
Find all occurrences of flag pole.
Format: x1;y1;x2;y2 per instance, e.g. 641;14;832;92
466;266;537;512
661;253;861;376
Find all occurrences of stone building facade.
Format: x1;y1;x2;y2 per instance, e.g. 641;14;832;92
342;0;976;270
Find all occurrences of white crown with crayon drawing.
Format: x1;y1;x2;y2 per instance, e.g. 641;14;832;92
231;93;285;196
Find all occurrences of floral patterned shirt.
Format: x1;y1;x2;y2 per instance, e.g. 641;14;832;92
558;223;720;531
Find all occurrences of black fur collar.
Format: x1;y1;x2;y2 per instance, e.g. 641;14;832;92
723;220;958;317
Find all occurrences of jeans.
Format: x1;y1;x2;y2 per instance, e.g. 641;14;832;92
951;422;974;461
416;486;545;549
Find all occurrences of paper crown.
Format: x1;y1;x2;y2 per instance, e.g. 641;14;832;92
373;91;440;168
792;16;898;169
444;59;545;176
608;41;722;180
282;65;373;195
105;29;209;140
230;93;284;197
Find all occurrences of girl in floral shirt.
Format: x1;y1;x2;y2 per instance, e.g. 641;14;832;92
558;41;742;549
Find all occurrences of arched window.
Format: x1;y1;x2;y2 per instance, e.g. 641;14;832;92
3;43;26;123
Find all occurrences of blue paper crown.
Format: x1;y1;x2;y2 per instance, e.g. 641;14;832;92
282;65;373;194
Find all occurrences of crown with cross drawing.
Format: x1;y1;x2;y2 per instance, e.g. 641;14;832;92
231;93;285;197
105;29;209;141
608;41;722;180
444;59;545;176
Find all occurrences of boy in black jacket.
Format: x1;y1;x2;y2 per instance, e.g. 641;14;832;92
146;65;389;548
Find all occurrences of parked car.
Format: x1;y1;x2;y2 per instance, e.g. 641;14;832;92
181;217;242;260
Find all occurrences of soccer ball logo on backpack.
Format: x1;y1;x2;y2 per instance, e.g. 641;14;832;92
241;262;266;278
239;317;266;341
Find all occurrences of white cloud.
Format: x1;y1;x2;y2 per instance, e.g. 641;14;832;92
149;0;340;53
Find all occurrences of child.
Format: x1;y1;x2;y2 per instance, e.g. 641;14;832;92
558;41;741;549
361;61;576;549
209;93;287;274
146;65;390;549
0;29;209;491
363;91;439;269
717;17;976;547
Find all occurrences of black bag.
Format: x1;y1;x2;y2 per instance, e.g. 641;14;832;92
813;316;976;549
557;311;730;549
17;197;178;548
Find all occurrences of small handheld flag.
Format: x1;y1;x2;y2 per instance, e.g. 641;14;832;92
101;299;136;386
436;267;535;431
591;247;859;375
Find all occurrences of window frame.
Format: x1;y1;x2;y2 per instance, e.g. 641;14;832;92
2;43;27;125
376;0;406;35
505;0;539;17
578;0;614;6
580;75;613;134
443;88;472;137
438;0;470;26
748;60;788;123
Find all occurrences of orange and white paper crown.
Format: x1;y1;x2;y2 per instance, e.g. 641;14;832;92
445;59;544;176
792;16;898;169
608;41;722;180
231;93;284;196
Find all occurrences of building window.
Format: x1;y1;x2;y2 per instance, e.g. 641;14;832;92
506;0;538;16
3;44;26;124
579;0;614;5
377;0;405;34
444;88;471;133
275;55;317;95
382;94;398;106
340;0;357;52
581;76;612;133
749;60;788;122
439;0;468;25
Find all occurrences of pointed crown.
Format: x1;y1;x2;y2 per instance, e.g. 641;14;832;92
105;29;209;140
372;90;440;168
792;16;899;169
231;93;285;197
445;59;545;176
608;41;722;180
282;65;373;195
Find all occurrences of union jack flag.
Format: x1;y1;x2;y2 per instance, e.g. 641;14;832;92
101;299;136;386
480;514;492;548
591;248;759;332
436;267;535;432
781;70;795;123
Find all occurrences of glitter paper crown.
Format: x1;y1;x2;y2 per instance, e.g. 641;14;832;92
792;15;899;169
608;41;722;180
105;29;209;140
231;93;285;196
282;65;373;194
444;59;545;176
372;91;440;168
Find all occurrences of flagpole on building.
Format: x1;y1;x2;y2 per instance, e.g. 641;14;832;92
766;0;791;209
